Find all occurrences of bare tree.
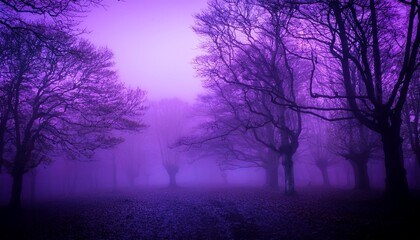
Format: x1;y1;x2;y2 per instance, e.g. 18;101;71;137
329;118;381;190
194;0;305;194
0;0;107;65
151;99;189;188
0;0;102;32
0;27;147;210
120;151;141;187
0;0;108;175
182;88;283;190
291;0;420;200
303;117;337;187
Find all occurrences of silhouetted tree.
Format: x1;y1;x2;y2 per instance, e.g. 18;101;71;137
194;0;305;194
182;89;283;190
0;0;103;34
151;99;189;188
329;118;381;190
0;0;106;174
0;28;147;211
305;117;337;187
121;153;141;187
292;0;420;200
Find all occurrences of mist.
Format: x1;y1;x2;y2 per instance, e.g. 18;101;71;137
0;96;400;204
0;0;419;239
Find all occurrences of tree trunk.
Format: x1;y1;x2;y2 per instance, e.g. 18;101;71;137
282;153;295;195
30;169;37;204
166;165;178;188
9;166;24;211
315;158;331;187
380;118;410;201
350;159;370;190
221;171;228;185
319;166;330;187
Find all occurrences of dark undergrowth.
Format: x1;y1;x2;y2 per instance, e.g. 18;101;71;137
1;186;419;240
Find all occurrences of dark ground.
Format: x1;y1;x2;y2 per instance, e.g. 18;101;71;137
1;186;419;240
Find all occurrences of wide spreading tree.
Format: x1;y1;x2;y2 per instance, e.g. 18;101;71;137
290;0;420;200
0;27;147;210
193;0;307;194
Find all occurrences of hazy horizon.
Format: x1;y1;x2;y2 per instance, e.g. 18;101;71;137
82;0;207;102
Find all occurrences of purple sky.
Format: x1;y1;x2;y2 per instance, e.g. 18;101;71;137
82;0;207;101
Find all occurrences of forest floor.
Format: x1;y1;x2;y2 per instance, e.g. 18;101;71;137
0;186;419;240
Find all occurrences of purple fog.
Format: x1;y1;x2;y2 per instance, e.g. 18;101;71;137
0;0;419;239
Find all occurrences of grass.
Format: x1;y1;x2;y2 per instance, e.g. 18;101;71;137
0;186;419;240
